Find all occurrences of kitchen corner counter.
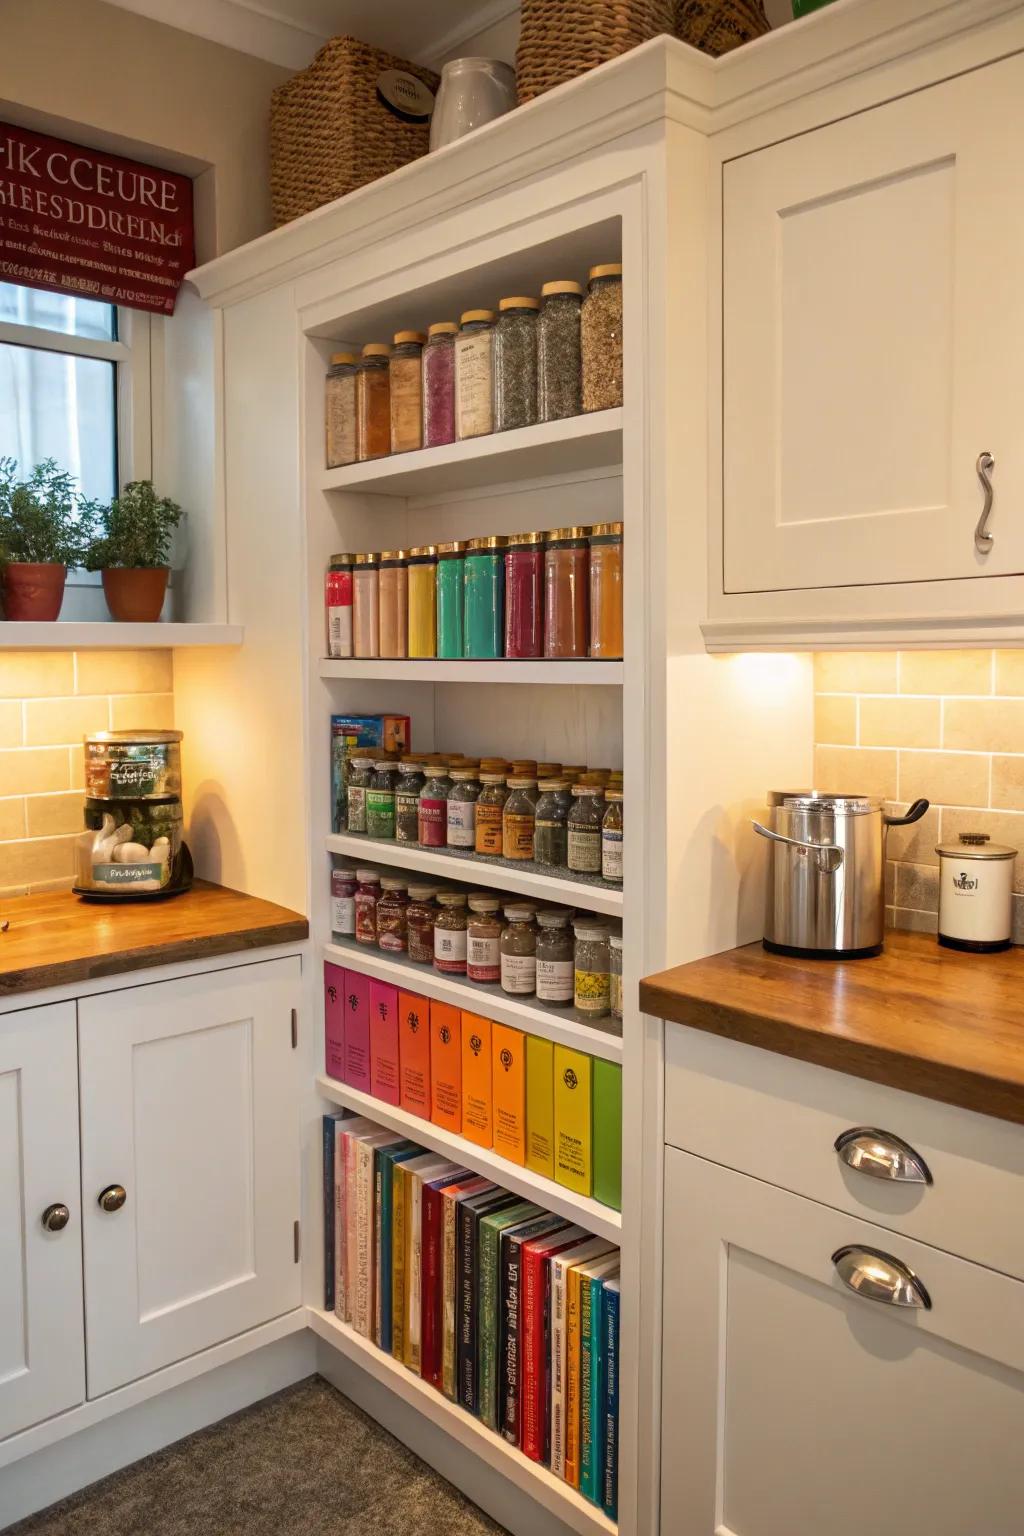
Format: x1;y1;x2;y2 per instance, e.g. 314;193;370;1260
0;880;309;998
640;931;1024;1125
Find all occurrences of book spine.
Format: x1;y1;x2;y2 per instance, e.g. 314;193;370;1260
344;1133;359;1324
353;1140;374;1337
322;1116;335;1311
520;1244;545;1461
421;1184;443;1386
391;1164;407;1362
477;1219;498;1430
583;1276;606;1504
374;1152;385;1348
565;1264;583;1487
441;1193;458;1400
579;1275;594;1495
334;1123;346;1321
550;1260;569;1477
457;1204;476;1411
405;1175;423;1372
499;1235;522;1445
542;1257;555;1466
603;1286;620;1520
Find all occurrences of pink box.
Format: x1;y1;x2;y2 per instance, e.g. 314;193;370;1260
324;962;346;1081
369;979;400;1105
342;969;371;1090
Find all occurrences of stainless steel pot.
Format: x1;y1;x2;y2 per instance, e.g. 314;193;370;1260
752;791;929;958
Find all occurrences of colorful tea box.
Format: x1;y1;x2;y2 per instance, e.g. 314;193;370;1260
491;1022;526;1164
525;1035;554;1178
553;1045;593;1196
430;1001;462;1132
330;714;411;833
398;990;431;1118
369;979;400;1105
324;961;346;1081
461;1013;493;1148
342;969;371;1090
592;1059;622;1210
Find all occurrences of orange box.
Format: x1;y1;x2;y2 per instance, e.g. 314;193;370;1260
460;1013;493;1148
429;1001;462;1132
398;990;431;1119
491;1022;526;1164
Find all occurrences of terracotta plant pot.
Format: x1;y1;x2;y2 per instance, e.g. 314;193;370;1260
102;566;170;623
2;562;67;621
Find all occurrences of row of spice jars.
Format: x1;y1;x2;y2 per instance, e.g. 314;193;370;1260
325;522;622;662
324;264;622;470
344;754;623;883
332;866;623;1020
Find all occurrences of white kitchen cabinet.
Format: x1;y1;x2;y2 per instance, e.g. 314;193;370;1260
661;1148;1024;1536
722;51;1024;598
78;958;302;1397
0;1003;85;1439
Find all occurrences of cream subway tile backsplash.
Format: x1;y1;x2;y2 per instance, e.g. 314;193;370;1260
0;649;175;897
814;649;1024;940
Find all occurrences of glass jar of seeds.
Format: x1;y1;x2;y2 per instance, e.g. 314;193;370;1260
434;891;469;975
574;918;610;1017
467;893;502;983
325;352;358;468
356;343;392;460
389;331;425;453
475;769;509;856
534;778;571;868
567;781;605;874
502;776;538;861
535;908;574;1006
454;310;495;440
580;263;623;413
537;280;583;422
346;754;377;834
423;322;457;447
365;759;399;840
447;766;481;849
494;296;539;432
406;883;438;964
395;758;425;842
500;904;537;995
602;787;623;882
376;877;409;953
418;763;450;848
354;868;381;946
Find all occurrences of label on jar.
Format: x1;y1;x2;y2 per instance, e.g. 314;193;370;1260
567;826;601;873
378;925;406;954
467;934;500;982
365;790;395;839
574;967;610;1014
602;827;623;881
447;799;477;848
610;969;623;1019
501;951;536;994
455;330;494;439
536;957;573;1002
355;893;378;945
328;603;353;659
475;803;503;855
346;785;367;834
503;811;535;860
395;790;420;842
331;894;355;936
434;926;467;973
418;798;447;847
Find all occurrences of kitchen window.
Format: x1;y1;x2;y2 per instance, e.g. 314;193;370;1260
0;281;152;501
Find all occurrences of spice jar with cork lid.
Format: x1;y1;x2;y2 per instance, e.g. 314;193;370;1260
602;786;623;883
395;758;425;843
535;778;571;868
500;904;537;995
376;877;409;953
504;531;545;658
544;527;589;658
354;868;381;946
535;908;574;1005
423;322;457;447
378;551;408;658
447;764;481;849
454;310;495;440
346;753;377;834
475;768;509;855
538;280;583;422
936;832;1016;951
494;296;539;431
418;762;450;848
503;776;537;861
588;522;623;659
357;344;392;460
325;353;358;468
365;758;399;840
568;780;605;874
581;263;623;413
407;883;438;964
467;893;502;983
389;331;425;454
352;553;380;658
434;891;469;975
574;918;610;1017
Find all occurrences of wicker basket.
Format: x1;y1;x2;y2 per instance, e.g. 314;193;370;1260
270;37;439;226
674;0;770;56
516;0;676;104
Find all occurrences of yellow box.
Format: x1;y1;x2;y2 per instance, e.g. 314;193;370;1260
525;1036;554;1178
460;1013;493;1148
491;1022;526;1165
553;1045;592;1196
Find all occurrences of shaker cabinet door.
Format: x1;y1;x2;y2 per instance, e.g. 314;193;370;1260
78;959;302;1396
661;1148;1024;1536
0;1002;84;1440
722;53;1024;594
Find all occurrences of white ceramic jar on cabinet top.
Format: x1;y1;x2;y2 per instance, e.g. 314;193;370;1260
936;833;1016;952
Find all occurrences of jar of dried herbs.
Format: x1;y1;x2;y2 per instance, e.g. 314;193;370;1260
537;280;583;422
406;883;438;964
325;352;358;468
354;868;381;946
365;759;399;840
418;764;450;848
494;296;539;432
346;754;376;834
580;264;623;413
395;758;425;843
467;893;501;983
454;310;494;440
434;891;468;975
602;786;623;883
534;778;571;868
422;322;457;447
567;781;604;874
573;918;610;1017
609;930;623;1021
475;769;509;855
389;330;424;454
500;905;537;995
376;877;409;953
502;776;537;861
357;344;391;460
535;908;574;1006
447;765;480;849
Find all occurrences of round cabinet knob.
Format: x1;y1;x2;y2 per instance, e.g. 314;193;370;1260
41;1203;70;1232
98;1184;127;1213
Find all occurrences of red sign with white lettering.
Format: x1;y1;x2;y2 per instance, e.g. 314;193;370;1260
0;122;194;315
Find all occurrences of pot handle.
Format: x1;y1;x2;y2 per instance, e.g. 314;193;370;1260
884;798;930;828
751;821;844;874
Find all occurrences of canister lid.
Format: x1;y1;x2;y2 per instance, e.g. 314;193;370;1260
936;833;1017;860
499;295;540;310
407;544;438;558
589;263;622;279
589;521;623;538
546;525;590;541
329;552;355;564
436;540;466;554
329;351;358;366
393;330;425;345
361;342;391;356
536;908;571;927
541;280;584;297
378;549;405;562
352;551;378;565
86;729;182;744
771;790;880;815
427;321;458;336
507;530;545;546
466;534;507;549
460;309;495;324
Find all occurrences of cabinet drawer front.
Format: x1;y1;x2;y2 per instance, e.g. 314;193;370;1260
661;1148;1024;1536
665;1024;1024;1280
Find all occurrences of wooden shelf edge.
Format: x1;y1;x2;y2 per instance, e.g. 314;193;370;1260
307;1307;618;1536
315;1074;622;1243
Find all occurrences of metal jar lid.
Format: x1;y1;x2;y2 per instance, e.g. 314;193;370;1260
935;833;1017;860
769;789;880;815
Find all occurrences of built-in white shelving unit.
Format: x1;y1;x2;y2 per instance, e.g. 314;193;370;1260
319;658;623;684
0;622;244;649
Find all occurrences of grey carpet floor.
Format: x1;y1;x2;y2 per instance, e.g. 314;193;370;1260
10;1376;508;1536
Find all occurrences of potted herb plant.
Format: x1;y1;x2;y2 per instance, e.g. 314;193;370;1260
0;457;93;621
86;480;184;622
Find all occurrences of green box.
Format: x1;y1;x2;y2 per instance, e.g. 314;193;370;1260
592;1059;622;1211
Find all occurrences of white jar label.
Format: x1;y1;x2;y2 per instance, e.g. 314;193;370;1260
536;957;572;1002
501;952;536;994
434;928;467;965
447;800;477;847
467;934;499;975
455;330;494;439
602;828;623;880
950;867;980;897
328;606;353;659
568;827;601;873
331;895;355;935
346;785;367;832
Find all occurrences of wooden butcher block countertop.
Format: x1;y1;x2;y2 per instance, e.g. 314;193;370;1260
0;880;308;998
640;929;1024;1125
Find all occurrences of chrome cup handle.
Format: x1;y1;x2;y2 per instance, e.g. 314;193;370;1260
832;1245;932;1310
751;821;844;874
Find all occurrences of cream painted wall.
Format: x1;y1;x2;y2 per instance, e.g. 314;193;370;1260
0;0;289;257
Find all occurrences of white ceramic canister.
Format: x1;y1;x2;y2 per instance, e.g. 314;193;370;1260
935;832;1016;951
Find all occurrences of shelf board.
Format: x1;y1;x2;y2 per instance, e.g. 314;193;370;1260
323;939;623;1062
317;409;622;497
316;1073;622;1244
308;1308;617;1536
319;657;623;684
326;833;624;917
0;622;244;650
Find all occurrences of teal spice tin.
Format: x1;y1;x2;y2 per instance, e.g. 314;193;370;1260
463;535;506;659
436;541;465;658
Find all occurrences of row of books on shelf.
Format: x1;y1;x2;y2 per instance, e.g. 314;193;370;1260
326;962;621;1208
323;1110;620;1519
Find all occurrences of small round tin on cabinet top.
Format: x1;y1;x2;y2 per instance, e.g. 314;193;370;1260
935;832;1016;952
